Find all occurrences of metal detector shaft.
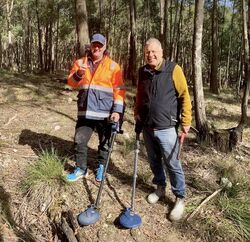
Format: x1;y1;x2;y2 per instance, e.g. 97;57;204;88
131;133;140;212
94;130;117;208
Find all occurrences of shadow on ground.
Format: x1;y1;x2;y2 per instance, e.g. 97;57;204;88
18;129;75;158
17;129;153;200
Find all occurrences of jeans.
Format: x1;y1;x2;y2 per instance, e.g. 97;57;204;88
74;118;111;170
143;127;185;198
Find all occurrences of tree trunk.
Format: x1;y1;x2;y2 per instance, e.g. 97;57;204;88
238;0;250;128
6;0;14;69
175;0;184;62
75;0;90;57
128;0;137;85
163;0;169;56
160;0;165;45
107;0;113;48
140;0;150;66
51;23;55;73
0;32;2;68
111;0;117;56
225;2;235;88
44;24;49;71
24;4;31;71
192;0;209;142
55;3;60;71
98;0;103;32
29;21;34;70
169;0;173;54
48;21;52;72
35;0;44;70
169;0;179;60
210;0;220;94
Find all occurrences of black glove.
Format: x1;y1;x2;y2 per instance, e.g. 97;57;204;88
135;120;143;134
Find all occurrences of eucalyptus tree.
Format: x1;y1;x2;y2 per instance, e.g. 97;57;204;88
34;0;43;70
238;0;250;129
174;0;184;62
163;0;169;55
5;0;14;68
223;1;236;88
128;0;137;85
169;0;184;61
75;0;89;57
160;0;168;53
210;0;220;94
192;0;209;142
0;3;5;68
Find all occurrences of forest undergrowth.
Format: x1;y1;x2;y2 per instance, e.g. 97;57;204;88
0;70;249;242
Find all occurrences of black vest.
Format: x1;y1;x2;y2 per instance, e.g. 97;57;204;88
137;60;180;129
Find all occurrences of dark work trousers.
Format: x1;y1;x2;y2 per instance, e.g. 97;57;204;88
74;118;111;171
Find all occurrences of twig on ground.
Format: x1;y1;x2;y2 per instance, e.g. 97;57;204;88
186;178;232;221
4;114;17;126
14;188;32;221
67;210;84;242
186;187;223;221
61;217;78;242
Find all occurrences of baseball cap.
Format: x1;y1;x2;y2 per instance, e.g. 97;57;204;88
90;33;106;45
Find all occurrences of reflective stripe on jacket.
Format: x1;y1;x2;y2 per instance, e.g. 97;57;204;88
67;56;125;120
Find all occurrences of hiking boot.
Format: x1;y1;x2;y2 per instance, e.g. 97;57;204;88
66;167;88;182
147;185;166;204
95;164;104;182
169;197;185;221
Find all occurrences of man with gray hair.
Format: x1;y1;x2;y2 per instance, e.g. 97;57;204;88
134;38;192;221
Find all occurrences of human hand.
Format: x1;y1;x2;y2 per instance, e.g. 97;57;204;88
182;125;190;134
110;112;120;122
77;63;89;77
134;114;141;121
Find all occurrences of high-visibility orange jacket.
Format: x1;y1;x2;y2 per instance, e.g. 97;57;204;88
68;55;125;120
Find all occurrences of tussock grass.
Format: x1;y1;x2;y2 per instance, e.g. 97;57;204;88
219;196;250;240
23;148;67;190
20;149;68;217
207;159;250;240
121;138;135;157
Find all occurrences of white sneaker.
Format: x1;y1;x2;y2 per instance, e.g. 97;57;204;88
147;185;165;204
169;197;185;221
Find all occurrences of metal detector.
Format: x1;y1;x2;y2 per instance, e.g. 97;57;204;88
119;133;142;229
77;122;119;226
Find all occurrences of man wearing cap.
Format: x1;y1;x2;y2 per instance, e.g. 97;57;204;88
66;33;125;182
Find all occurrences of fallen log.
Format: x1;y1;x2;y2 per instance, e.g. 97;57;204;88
61;217;78;242
54;210;84;242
